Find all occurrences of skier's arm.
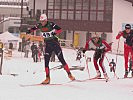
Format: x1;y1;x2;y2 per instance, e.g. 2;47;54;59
116;31;123;39
85;38;92;50
26;23;41;34
109;62;112;66
102;40;111;52
51;22;62;35
83;38;92;53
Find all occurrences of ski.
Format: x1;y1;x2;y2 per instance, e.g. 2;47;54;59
19;80;74;87
89;77;109;82
50;65;85;71
19;79;91;87
69;66;85;71
89;77;105;80
20;77;112;87
118;77;133;79
20;83;64;87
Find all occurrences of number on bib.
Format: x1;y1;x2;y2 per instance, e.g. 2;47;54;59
42;32;54;38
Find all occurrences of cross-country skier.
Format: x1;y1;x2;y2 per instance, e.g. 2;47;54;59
116;24;133;78
76;47;84;61
26;13;75;84
109;59;116;73
84;36;111;80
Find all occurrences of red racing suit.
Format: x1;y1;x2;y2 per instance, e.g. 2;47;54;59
85;37;111;73
116;30;133;71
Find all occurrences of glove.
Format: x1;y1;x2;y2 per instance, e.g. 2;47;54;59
26;30;31;34
89;48;95;50
51;32;56;35
96;49;105;54
82;49;86;53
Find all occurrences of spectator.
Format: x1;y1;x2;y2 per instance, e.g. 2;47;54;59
24;39;30;58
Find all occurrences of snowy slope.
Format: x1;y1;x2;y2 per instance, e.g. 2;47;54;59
0;48;133;100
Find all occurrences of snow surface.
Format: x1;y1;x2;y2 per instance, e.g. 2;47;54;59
0;48;133;100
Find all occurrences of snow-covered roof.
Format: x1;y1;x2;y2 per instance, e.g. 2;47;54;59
0;5;27;8
4;17;21;20
0;0;28;2
0;0;29;8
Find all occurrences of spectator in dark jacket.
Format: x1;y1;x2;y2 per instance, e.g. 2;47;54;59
31;42;36;57
31;43;38;62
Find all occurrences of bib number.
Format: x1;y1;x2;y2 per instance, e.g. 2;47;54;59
42;29;55;38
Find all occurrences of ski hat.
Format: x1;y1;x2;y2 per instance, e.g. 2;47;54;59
125;24;131;29
93;33;99;38
40;14;47;21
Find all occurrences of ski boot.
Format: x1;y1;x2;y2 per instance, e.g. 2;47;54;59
94;70;101;79
41;76;50;84
131;72;133;77
124;70;128;78
131;69;133;77
103;73;109;82
64;64;75;81
68;73;75;81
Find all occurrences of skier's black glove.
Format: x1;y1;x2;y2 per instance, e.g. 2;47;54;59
82;49;86;53
95;49;103;54
51;32;56;35
26;30;31;34
99;49;105;53
89;48;95;50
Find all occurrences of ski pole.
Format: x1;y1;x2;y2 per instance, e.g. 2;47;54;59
116;39;120;64
105;55;110;63
83;53;90;78
115;39;120;79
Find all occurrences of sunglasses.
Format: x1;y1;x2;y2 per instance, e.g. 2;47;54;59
125;28;131;30
40;20;47;22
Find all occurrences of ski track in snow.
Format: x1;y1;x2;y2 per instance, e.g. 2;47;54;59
0;48;133;100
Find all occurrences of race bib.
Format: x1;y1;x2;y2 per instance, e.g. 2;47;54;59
96;45;105;50
42;29;55;38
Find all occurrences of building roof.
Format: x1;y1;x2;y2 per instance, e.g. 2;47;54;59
0;0;28;2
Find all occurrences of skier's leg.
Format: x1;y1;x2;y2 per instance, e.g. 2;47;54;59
93;58;101;78
130;48;133;77
35;53;38;62
112;65;116;73
33;54;35;62
54;44;75;80
99;56;109;79
99;57;106;73
124;44;129;78
93;58;99;71
41;46;52;84
26;50;28;58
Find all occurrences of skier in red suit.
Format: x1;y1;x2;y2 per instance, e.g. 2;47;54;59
84;36;111;80
116;24;133;78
